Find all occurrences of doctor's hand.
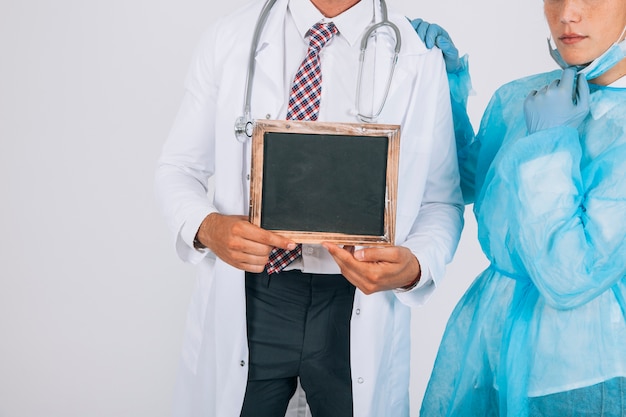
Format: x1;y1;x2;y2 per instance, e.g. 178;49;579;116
195;213;297;273
410;18;461;73
524;68;590;134
323;243;421;295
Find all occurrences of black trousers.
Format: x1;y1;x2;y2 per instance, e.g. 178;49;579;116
240;269;356;417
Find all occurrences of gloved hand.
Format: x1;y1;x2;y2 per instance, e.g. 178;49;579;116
524;68;590;134
410;18;462;73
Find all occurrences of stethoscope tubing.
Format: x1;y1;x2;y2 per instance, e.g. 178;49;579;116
234;0;400;141
234;0;278;142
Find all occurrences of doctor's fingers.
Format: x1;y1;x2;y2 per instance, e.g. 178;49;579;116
323;244;409;269
206;230;269;267
322;243;365;271
355;247;421;289
323;244;404;294
220;250;271;273
213;227;300;272
206;213;295;252
216;215;297;251
338;260;403;295
251;228;298;252
221;231;296;265
353;246;409;263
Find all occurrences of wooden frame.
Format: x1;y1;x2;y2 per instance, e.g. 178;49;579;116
249;119;400;246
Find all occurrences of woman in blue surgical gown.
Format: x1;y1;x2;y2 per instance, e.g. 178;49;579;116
413;0;626;415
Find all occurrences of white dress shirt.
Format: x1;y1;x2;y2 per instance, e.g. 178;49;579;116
282;0;381;274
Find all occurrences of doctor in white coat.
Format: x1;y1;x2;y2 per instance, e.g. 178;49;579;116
155;0;463;416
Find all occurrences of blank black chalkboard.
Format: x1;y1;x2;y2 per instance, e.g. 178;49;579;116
249;120;400;245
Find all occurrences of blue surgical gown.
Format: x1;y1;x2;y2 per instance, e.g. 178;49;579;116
421;69;626;416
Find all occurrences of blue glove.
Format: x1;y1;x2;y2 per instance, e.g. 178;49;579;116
410;18;461;73
524;68;590;134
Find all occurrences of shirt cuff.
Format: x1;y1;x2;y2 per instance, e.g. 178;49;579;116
175;208;216;263
393;262;433;293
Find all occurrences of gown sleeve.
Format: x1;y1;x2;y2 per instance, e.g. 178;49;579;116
478;120;626;310
446;55;480;204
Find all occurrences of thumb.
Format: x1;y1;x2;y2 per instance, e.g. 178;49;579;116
353;247;394;263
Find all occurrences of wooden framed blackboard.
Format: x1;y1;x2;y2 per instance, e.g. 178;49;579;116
249;120;400;245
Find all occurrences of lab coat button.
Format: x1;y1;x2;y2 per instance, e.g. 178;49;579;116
355;308;361;315
240;360;246;367
357;377;364;384
265;114;271;119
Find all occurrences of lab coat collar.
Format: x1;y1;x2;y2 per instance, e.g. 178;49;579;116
288;0;374;47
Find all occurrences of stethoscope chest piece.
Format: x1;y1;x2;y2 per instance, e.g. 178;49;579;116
235;114;254;143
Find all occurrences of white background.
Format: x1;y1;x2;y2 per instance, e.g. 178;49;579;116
0;1;554;416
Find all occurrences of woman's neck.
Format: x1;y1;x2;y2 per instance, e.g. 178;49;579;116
590;58;626;86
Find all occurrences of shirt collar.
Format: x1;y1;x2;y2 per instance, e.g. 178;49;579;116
288;0;374;47
610;75;626;88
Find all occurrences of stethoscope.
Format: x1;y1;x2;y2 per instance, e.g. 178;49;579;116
234;0;402;143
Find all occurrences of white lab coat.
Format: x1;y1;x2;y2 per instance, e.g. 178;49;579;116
155;1;463;416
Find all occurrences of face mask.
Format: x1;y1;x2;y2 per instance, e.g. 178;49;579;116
548;25;626;80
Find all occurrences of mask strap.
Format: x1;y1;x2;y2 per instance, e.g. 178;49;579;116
618;25;626;43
